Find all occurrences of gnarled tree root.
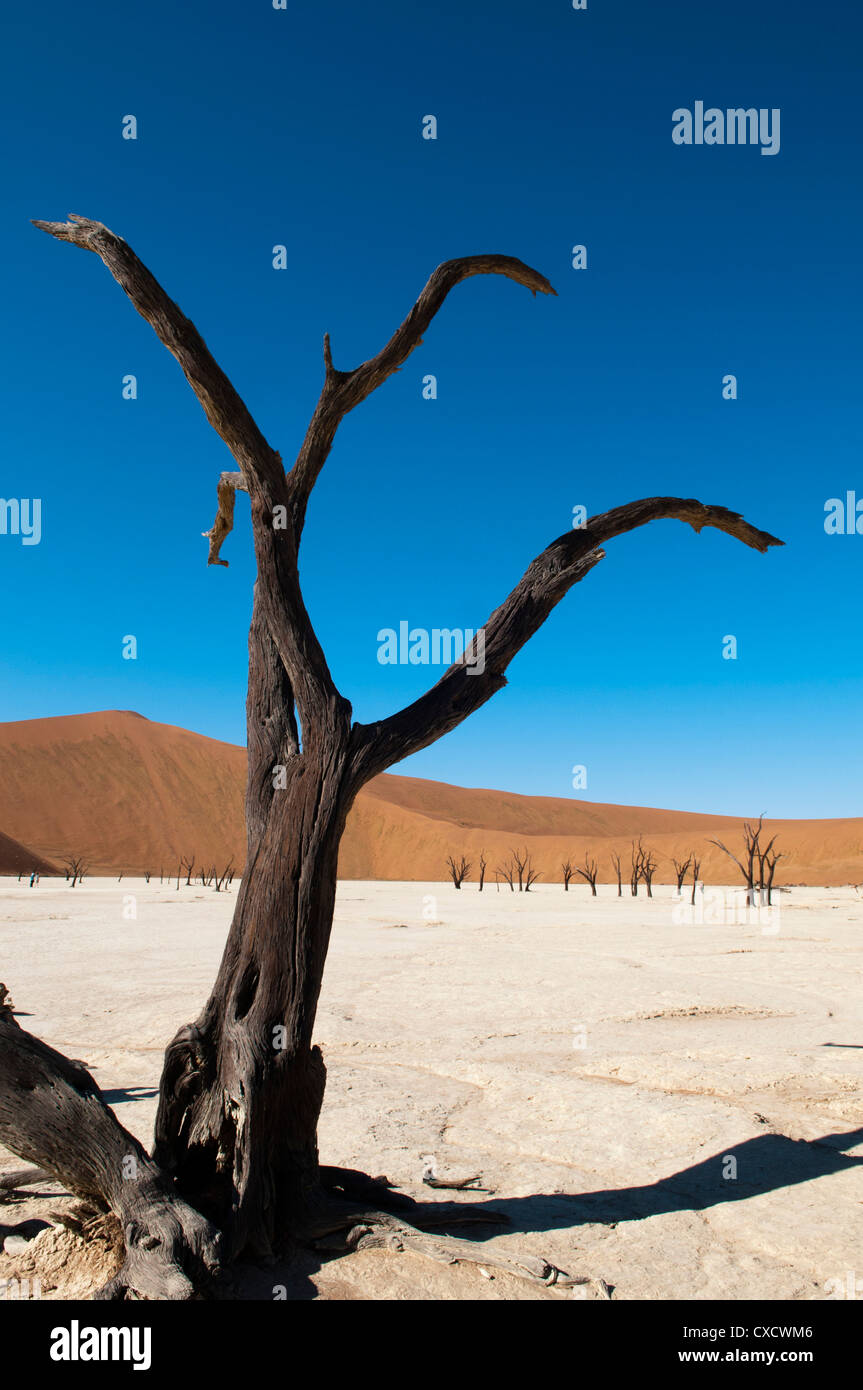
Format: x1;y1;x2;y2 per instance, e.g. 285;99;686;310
301;1184;589;1292
0;1013;223;1300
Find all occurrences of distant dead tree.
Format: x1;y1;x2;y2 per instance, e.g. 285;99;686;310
611;851;623;897
691;854;701;905
497;858;516;892
445;855;471;889
672;855;692;894
478;850;487;892
576;853;599;896
640;846;659;899
561;858;575;892
710;816;780;906
1;210;780;1298
630;840;645;897
211;856;232;889
182;856;196;888
759;842;784;906
63;856;87;888
524;857;542;892
511;847;529;892
144;871;151;884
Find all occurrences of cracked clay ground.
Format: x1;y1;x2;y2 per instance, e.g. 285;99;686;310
1;878;861;1300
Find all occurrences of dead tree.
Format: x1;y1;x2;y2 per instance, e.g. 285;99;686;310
497;857;516;893
710;816;774;906
630;839;645;897
561;858;575;891
478;850;487;892
759;842;784;906
144;871;151;884
445;854;471;889
0;213;779;1297
671;855;692;894
511;847;529;892
575;853;599;896
640;846;659;899
63;856;87;889
214;861;234;893
691;854;702;905
524;857;542;892
611;851;623;897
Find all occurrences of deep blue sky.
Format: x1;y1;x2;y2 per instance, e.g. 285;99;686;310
1;0;861;816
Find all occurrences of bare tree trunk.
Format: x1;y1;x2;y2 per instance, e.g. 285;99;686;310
154;605;355;1256
611;852;622;897
512;847;527;893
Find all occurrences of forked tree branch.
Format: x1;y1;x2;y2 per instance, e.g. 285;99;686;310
351;497;783;782
33;215;344;726
202;257;554;561
287;255;556;536
33;217;782;769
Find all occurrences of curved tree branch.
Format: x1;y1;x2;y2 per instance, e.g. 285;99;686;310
32;214;345;729
287;254;557;536
31;215;283;496
351;497;783;783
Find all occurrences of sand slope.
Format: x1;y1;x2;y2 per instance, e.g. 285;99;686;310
0;831;58;877
0;710;860;883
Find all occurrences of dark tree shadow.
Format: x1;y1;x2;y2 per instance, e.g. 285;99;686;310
406;1125;863;1240
99;1085;159;1105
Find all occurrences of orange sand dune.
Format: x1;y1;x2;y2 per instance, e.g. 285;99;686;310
0;830;59;877
0;711;859;885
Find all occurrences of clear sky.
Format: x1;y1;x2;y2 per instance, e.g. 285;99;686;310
1;0;861;817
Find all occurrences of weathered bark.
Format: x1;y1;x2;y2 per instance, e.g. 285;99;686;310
0;212;783;1294
153;650;355;1256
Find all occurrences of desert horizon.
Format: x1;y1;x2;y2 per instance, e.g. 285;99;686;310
1;709;860;888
